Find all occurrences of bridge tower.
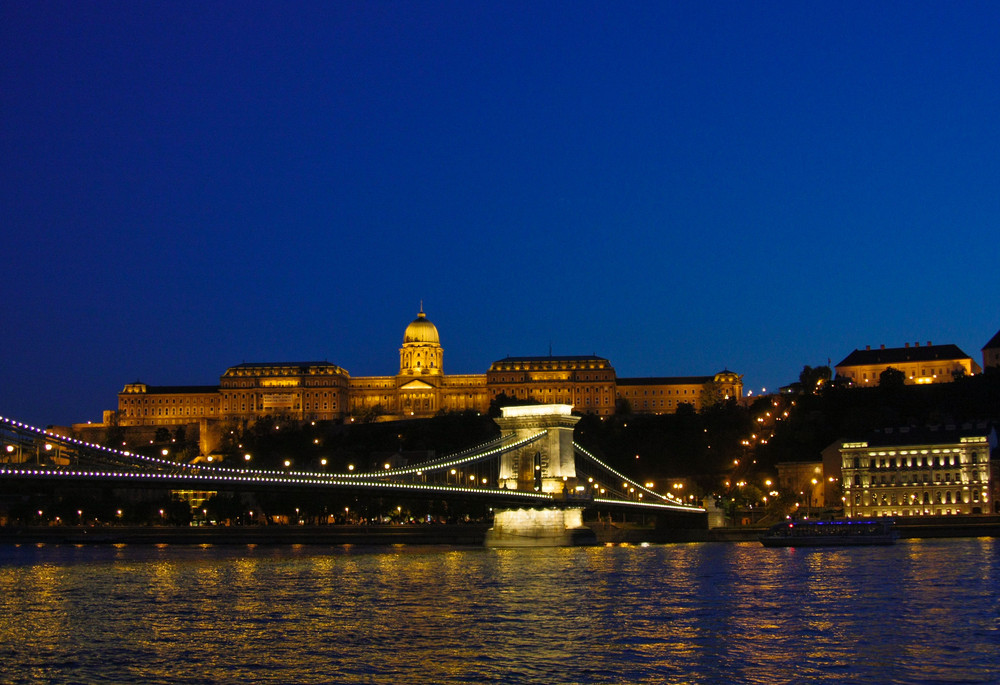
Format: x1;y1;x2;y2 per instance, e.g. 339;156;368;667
485;404;596;547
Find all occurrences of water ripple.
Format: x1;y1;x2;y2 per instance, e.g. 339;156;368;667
0;539;998;683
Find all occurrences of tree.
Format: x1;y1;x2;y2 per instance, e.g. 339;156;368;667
362;404;387;423
879;366;906;388
488;393;539;418
675;402;696;417
102;411;124;450
700;382;726;410
799;365;832;393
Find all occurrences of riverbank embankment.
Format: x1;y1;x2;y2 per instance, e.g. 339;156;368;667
693;514;1000;544
3;515;998;546
0;524;491;546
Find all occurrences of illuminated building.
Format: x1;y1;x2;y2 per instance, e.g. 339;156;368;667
840;426;998;517
834;342;981;386
349;310;487;418
616;371;743;413
983;328;1000;370
118;362;350;425
487;355;617;416
115;308;740;427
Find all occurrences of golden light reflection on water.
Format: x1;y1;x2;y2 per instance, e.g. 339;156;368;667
0;539;998;683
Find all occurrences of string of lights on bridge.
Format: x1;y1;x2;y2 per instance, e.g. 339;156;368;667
337;431;546;480
573;442;687;506
1;415;702;512
0;415;533;482
0;465;558;501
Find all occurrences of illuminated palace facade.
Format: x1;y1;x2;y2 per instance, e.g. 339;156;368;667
115;310;742;426
835;342;981;386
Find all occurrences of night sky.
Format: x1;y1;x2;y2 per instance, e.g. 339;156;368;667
3;1;998;428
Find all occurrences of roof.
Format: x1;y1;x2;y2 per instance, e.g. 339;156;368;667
403;311;440;344
984;329;1000;351
835;344;973;368
842;424;996;448
617;376;713;386
141;385;219;394
492;355;609;363
227;361;339;369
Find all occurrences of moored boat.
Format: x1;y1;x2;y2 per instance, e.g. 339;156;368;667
760;519;897;547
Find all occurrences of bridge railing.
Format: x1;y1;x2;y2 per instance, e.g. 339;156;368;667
335;430;546;481
574;441;695;509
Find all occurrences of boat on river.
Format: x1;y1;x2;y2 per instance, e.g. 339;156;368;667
760;519;897;547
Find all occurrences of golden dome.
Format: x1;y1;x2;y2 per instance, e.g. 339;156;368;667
403;310;440;345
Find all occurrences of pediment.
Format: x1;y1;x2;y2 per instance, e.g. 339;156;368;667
399;379;435;391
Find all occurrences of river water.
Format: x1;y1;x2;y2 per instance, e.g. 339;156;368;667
1;538;998;684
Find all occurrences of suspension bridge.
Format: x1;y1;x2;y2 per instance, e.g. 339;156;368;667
0;405;704;545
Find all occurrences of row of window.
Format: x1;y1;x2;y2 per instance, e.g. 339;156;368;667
634;399;693;409
849;470;987;486
126;407;217;417
620;388;694;396
122;397;217;405
491;366;609;374
848;365;959;380
854;453;977;469
226;367;344;377
852;489;986;506
221;391;340;400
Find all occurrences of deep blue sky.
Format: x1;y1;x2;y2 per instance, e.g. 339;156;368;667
3;1;998;427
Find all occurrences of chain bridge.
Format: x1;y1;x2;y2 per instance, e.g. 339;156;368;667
1;405;704;545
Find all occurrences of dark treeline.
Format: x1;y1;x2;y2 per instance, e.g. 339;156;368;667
759;371;1000;468
215;411;501;472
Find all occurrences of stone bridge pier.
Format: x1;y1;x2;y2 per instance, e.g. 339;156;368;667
485;404;596;547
